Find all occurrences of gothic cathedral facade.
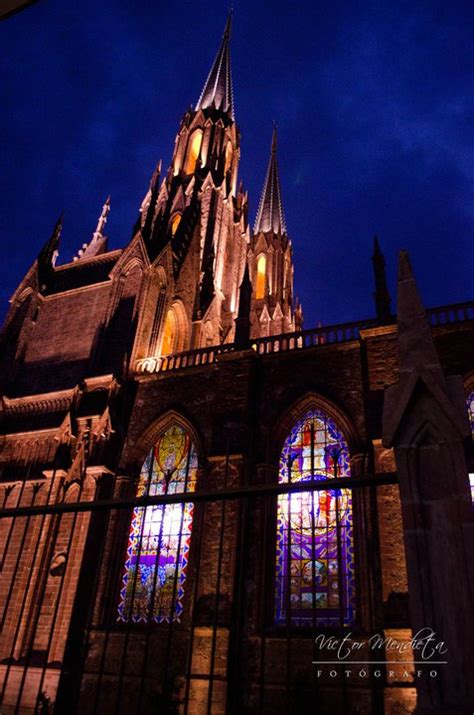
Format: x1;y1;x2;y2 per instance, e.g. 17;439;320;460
1;16;473;715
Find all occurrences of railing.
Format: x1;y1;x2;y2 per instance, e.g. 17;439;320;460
427;300;474;326
135;343;234;374
252;317;380;355
135;299;474;375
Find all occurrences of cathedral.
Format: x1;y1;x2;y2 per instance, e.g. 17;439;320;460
0;15;473;715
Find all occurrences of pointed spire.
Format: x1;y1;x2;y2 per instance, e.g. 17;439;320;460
397;250;443;377
38;214;62;289
196;12;234;120
39;214;62;269
383;250;471;448
148;160;162;192
74;197;110;261
142;161;162;240
372;234;392;323
254;125;287;235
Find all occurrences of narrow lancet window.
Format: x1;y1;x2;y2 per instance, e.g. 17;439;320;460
117;424;198;623
184;130;203;174
161;308;177;356
170;213;182;236
256;255;266;300
275;408;355;626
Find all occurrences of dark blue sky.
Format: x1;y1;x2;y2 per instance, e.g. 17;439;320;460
1;0;473;328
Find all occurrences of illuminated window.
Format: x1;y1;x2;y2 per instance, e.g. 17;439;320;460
149;287;167;356
184;130;203;174
117;424;198;623
161;308;177;356
170;213;182;236
468;391;474;501
275;408;355;626
256;255;266;300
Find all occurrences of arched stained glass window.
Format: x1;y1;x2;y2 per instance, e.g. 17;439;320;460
275;408;355;626
117;424;198;623
467;391;474;501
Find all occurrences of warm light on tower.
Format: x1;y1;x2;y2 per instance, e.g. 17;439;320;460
256;254;266;299
170;213;182;236
161;308;176;356
184;130;203;174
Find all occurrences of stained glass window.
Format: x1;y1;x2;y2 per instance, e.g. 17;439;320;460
117;424;198;623
468;391;474;502
275;408;355;626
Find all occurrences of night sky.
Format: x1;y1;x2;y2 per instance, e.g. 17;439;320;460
1;0;473;329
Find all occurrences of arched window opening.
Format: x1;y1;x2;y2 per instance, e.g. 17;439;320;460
224;141;233;173
275;408;355;627
161;308;177;357
184;130;203;175
117;423;198;623
467;391;474;501
149;286;167;356
256;255;266;300
170;213;182;236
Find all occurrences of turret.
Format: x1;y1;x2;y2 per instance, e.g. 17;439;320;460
249;126;295;338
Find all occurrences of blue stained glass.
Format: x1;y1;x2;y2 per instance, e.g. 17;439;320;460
275;409;355;626
117;424;198;623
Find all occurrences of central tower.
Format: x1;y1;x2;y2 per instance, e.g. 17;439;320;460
133;14;249;362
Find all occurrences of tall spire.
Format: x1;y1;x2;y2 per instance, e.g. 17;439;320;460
196;12;234;120
254;125;287;235
372;235;392;323
74;197;110;261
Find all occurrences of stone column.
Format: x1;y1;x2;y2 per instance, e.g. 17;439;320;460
383;251;474;714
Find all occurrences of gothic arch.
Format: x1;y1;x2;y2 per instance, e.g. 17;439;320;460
272;392;361;467
270;393;357;626
124;409;204;476
116;412;202;624
119;256;145;277
161;299;189;355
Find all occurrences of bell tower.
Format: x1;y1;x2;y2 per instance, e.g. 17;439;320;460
134;13;249;363
249;127;295;337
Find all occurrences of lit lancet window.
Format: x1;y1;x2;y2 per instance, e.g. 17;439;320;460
117;424;198;623
255;254;266;300
161;308;176;356
275;408;355;626
170;213;182;236
467;391;474;501
184;130;203;174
